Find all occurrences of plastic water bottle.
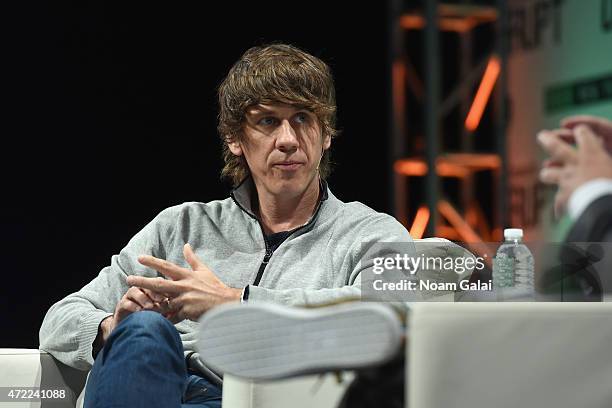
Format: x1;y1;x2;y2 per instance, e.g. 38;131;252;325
493;228;534;298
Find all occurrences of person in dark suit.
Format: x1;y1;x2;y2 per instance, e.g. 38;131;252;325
538;115;612;300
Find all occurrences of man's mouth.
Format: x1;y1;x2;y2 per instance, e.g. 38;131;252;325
273;162;303;171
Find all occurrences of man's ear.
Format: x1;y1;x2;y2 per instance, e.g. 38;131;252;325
322;134;331;151
227;137;243;156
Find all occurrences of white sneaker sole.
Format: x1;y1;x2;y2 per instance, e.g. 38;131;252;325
196;302;402;381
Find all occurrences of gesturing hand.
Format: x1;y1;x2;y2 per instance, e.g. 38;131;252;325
538;124;612;216
561;115;612;154
127;243;242;323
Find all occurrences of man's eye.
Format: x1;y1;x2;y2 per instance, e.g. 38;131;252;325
258;117;277;126
295;113;309;124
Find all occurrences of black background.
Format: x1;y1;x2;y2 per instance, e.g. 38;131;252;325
2;1;394;347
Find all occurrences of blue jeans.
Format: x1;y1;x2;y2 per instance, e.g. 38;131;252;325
84;311;222;408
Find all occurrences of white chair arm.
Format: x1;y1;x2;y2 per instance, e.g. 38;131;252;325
222;372;354;408
0;348;87;407
408;303;612;408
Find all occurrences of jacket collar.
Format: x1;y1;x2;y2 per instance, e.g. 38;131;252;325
230;176;329;221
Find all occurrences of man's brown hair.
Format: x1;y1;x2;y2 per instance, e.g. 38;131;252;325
218;43;338;186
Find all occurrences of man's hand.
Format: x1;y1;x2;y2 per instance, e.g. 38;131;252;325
538;124;612;216
126;243;242;323
99;287;171;343
561;115;612;154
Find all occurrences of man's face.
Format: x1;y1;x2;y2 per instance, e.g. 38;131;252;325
228;103;331;198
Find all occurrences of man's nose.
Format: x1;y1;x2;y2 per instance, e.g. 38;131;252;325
275;119;299;152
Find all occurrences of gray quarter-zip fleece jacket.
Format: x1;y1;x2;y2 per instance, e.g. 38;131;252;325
39;179;413;370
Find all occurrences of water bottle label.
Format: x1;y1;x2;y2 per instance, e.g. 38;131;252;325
493;254;515;288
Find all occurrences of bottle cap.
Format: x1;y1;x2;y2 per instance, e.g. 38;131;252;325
504;228;523;239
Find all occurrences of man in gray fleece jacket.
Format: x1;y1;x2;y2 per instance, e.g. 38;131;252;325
39;43;413;407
